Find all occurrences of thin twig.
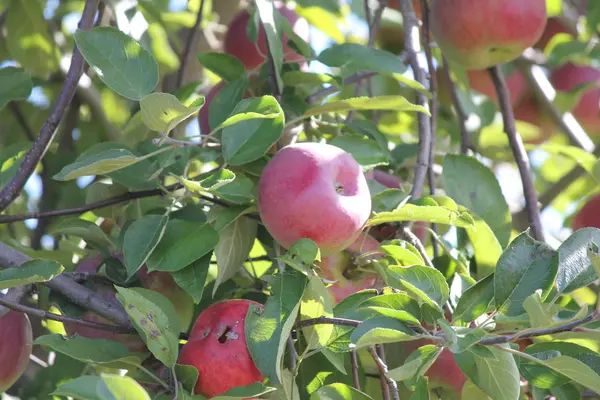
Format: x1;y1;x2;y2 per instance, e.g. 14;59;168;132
287;336;297;371
176;0;206;88
400;226;435;268
294;316;361;330
368;346;400;400
441;58;472;154
0;296;135;333
0;285;30;317
351;350;361;390
488;65;544;242
0;0;100;213
398;0;430;200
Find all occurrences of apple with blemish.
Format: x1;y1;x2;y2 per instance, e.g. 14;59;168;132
178;299;264;397
430;0;547;70
0;305;33;393
258;142;372;255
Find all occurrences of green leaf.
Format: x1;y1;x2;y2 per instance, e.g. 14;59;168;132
221;96;284;165
53;149;140;181
301;275;334;350
387;265;450;308
310;383;373;400
171;253;211;304
494;232;558;316
212;382;276;400
288;238;321;264
367;204;475;228
461;207;503;278
0;67;32;109
556;228;600;294
52;374;151;400
453;274;494;324
51;218;114;250
213;173;257;205
359;293;422;324
380;242;425;266
140;92;204;133
523;291;557;328
304;96;429;119
74;27;158;100
350;316;416;349
387;345;443;389
213;216;258;295
410;378;431;400
177;169;236;195
207;77;248;132
115;287;180;367
174;364;200;395
246;269;307;384
123;215;169;278
33;334;145;369
330;135;389;169
443;155;512;247
255;0;283;90
207;205;256;232
196;52;246;82
0;259;64;290
528;355;600;394
5;0;59;77
455;345;520;400
535;143;599;178
146;220;219;273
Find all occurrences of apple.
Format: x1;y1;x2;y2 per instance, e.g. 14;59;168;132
224;2;310;71
63;255;194;351
319;233;382;304
430;0;547;70
388;0;422;18
572;194;600;231
467;68;526;106
549;63;600;136
0;307;33;392
197;79;256;134
258;142;372;255
534;17;576;50
512;94;555;143
178;299;264;397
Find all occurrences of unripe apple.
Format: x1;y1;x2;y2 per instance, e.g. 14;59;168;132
549;63;600;135
258;142;372;255
572;194;600;231
534;17;576;50
430;0;547;70
319;233;382;304
224;2;310;71
0;308;33;392
178;299;264;398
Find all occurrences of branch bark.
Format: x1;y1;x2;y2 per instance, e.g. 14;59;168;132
176;0;206;88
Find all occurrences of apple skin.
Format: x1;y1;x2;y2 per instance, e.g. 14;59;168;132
512;94;555;143
0;309;32;393
467;68;526;106
572;194;600;231
549;63;600;136
224;2;310;71
258;142;372;256
178;299;264;398
534;17;576;50
319;233;382;304
198;81;252;134
430;0;547;70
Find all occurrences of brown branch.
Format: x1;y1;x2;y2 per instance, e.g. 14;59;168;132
176;0;206;88
400;226;435;269
442;58;472;154
488;65;544;241
0;241;131;327
0;296;134;333
351;350;361;390
0;285;30;317
369;346;400;400
294;316;361;330
398;0;430;200
0;0;100;212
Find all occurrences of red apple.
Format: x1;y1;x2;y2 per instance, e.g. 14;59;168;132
224;2;310;71
549;63;600;136
319;233;382;304
178;299;264;397
467;68;526;106
512;94;555;143
430;0;547;70
0;308;32;392
198;80;253;134
572;194;600;231
258;142;372;255
534;17;576;50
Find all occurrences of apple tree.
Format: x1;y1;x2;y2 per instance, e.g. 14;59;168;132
2;0;600;399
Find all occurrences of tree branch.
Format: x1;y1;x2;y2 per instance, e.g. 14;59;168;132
294;316;361;330
0;285;30;317
0;0;100;212
0;241;131;327
368;346;400;400
398;0;431;200
176;0;206;88
441;58;472;154
488;65;544;242
351;350;361;390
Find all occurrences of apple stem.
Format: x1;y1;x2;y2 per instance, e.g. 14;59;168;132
488;65;544;242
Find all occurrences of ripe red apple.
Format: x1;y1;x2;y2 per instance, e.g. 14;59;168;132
430;0;547;70
64;255;194;351
467;68;526;106
258;142;372;255
572;194;600;231
319;233;382;304
512;94;555;143
178;299;264;398
0;308;33;392
534;17;576;50
224;2;310;71
549;63;600;136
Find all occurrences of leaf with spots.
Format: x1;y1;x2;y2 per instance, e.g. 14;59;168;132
115;287;180;367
